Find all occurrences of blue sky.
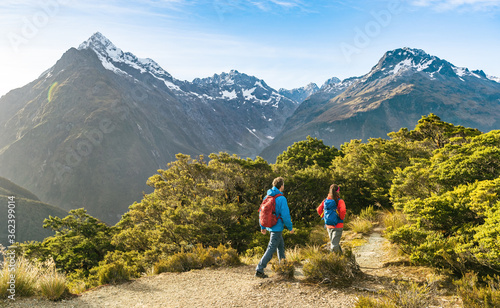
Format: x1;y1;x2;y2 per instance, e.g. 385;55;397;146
0;0;499;96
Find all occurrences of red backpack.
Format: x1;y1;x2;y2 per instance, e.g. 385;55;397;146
259;194;282;228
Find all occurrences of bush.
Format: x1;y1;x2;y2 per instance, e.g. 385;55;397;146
241;246;264;265
355;281;436;308
271;259;294;280
354;296;395;308
93;261;131;285
153;244;240;275
302;249;360;287
455;272;500;308
383;281;434;308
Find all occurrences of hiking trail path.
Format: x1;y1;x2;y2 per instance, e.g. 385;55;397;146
5;227;461;307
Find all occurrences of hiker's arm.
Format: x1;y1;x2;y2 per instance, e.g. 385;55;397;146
317;201;324;218
280;198;293;232
338;199;346;220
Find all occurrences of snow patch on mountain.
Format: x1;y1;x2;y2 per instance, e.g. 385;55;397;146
488;75;500;83
78;32;174;83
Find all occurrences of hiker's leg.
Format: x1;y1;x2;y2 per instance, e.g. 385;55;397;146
256;231;281;272
329;228;343;254
276;232;286;261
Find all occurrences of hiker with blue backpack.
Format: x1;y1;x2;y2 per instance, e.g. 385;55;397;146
317;184;346;254
255;177;294;278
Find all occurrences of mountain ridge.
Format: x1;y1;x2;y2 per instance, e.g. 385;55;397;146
0;32;299;223
259;47;500;161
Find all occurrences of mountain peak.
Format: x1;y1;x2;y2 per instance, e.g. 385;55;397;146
363;47;491;82
77;31;173;83
78;32;118;56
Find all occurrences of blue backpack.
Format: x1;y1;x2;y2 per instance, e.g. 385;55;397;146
323;198;343;226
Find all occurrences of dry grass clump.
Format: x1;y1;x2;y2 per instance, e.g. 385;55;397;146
381;210;407;232
271;259;295;281
38;259;68;301
154;244;240;274
0;255;68;301
347;217;374;234
302;249;361;287
455;272;500;308
354;280;436;308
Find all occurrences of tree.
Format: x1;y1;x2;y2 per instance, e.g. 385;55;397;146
113;153;275;255
389;113;481;150
23;209;115;274
276;136;339;170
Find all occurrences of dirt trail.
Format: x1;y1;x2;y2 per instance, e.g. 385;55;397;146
353;227;388;274
4;228;461;307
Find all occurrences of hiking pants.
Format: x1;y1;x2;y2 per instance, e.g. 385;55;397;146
328;227;343;254
256;231;285;272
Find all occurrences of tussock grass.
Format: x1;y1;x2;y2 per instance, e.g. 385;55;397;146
455;272;500;308
284;246;302;265
302;249;361;287
354;280;436;308
359;205;379;222
347;217;373;234
381;210;407;232
38;260;68;301
0;255;68;301
154;244;240;274
271;259;295;281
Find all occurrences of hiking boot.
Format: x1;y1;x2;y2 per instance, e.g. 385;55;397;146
255;271;268;278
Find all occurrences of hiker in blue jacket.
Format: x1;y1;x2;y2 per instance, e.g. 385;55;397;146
255;177;294;278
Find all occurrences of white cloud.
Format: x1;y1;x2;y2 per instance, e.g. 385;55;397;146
411;0;500;11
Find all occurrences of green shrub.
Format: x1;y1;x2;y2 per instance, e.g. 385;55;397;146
93;261;131;285
66;269;98;294
354;296;395;308
455;272;500;308
271;259;294;280
153;244;240;275
302;249;360;287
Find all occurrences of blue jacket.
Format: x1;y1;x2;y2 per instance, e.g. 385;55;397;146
260;187;293;232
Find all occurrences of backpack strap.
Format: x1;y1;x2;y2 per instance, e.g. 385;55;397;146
273;193;283;220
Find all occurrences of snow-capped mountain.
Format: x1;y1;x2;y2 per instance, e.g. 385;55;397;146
77;32;175;85
261;47;500;161
279;83;319;103
0;32;298;224
361;47;499;84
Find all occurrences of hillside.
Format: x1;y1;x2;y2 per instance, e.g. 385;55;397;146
0;177;67;247
261;48;500;161
0;32;297;224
